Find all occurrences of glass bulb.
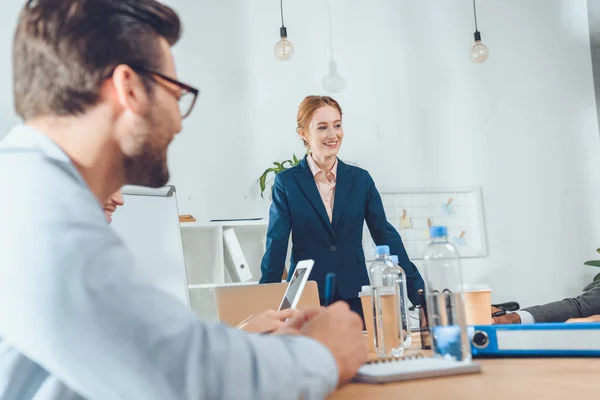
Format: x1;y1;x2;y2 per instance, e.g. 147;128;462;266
321;61;346;93
274;37;294;61
471;40;489;63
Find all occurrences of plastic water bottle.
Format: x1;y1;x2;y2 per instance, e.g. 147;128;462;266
390;255;412;347
368;245;404;358
422;226;471;362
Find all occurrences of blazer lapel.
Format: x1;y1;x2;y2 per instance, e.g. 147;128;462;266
332;159;353;228
294;157;335;238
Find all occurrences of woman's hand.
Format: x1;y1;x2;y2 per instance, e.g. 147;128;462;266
236;308;299;333
566;315;600;323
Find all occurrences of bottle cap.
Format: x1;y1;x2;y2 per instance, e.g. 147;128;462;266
430;226;448;238
375;245;390;255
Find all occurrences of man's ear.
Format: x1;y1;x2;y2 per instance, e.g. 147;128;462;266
111;64;150;116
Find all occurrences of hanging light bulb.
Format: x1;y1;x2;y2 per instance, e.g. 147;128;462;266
470;0;489;63
274;0;293;61
274;26;294;61
471;31;489;63
322;61;346;92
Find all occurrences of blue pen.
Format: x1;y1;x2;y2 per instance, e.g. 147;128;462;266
324;272;336;306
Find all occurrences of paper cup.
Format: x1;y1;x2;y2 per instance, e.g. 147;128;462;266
462;285;492;325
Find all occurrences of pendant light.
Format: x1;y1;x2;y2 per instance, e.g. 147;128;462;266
321;0;346;92
471;0;489;63
274;0;294;61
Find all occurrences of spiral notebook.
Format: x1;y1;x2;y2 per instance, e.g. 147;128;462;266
353;354;481;384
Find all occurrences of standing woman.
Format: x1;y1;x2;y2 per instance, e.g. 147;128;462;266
260;95;424;319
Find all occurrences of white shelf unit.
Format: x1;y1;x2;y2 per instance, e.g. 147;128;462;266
181;220;270;321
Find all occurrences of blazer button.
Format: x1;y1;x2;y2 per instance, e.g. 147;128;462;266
330;245;337;252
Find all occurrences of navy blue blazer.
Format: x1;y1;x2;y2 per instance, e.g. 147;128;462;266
259;157;424;305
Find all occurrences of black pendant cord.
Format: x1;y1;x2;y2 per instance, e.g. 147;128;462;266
472;0;482;42
279;0;288;38
473;0;478;32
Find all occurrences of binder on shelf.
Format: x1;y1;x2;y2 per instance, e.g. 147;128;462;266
223;228;253;282
469;323;600;357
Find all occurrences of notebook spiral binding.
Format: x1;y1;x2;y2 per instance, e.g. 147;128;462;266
367;353;425;364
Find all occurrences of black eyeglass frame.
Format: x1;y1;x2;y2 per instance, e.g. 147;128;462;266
131;65;199;119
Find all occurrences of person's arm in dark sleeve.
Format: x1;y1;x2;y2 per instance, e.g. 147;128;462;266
363;172;424;305
260;174;292;284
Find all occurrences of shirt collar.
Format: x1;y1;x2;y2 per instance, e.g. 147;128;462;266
307;153;338;178
1;124;87;188
3;124;71;163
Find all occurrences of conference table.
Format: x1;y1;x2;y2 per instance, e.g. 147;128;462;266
329;335;600;399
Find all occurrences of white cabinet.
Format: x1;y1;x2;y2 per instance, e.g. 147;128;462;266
181;220;270;321
181;220;270;284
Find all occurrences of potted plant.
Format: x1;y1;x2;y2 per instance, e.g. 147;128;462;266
258;154;302;199
583;249;600;292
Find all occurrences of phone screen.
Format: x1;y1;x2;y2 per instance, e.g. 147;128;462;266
279;268;307;310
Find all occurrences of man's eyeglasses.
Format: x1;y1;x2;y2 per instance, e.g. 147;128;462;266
132;66;199;119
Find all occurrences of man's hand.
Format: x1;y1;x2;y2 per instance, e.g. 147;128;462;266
566;315;600;323
236;309;299;333
491;306;521;324
271;306;326;335
299;301;368;386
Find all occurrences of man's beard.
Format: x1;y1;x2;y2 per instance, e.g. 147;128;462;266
123;140;170;188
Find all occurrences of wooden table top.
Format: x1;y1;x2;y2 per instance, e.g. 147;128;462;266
329;334;600;399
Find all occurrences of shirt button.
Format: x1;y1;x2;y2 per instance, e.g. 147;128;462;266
330;245;337;252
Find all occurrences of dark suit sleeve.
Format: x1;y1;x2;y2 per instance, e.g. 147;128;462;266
364;172;425;306
259;174;291;284
522;286;600;322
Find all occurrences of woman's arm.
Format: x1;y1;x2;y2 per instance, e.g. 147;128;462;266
260;174;292;283
364;172;425;305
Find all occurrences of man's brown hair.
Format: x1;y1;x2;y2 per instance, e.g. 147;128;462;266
13;0;181;120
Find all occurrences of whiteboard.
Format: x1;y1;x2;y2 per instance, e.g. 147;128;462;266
111;185;190;306
363;187;488;261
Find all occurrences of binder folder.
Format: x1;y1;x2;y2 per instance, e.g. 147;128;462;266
223;228;253;282
469;323;600;357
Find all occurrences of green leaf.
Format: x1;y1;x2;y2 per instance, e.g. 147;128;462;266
594;272;600;282
259;167;276;180
596;248;600;255
259;173;267;198
258;154;303;199
258;167;277;199
584;260;600;267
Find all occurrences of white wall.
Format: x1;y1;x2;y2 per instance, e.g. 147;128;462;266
0;2;25;136
0;1;599;308
162;0;600;308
